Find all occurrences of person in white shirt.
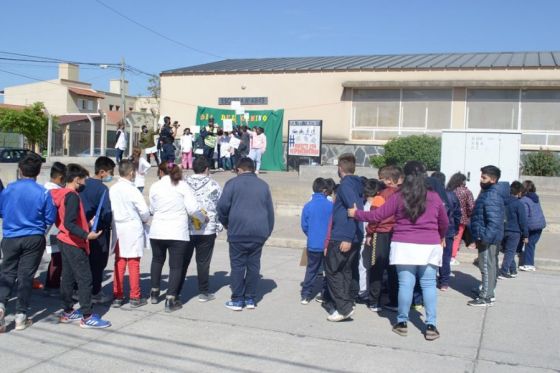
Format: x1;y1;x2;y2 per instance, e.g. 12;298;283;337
115;123;127;163
109;160;151;308
180;128;194;170
149;163;201;312
130;147;151;193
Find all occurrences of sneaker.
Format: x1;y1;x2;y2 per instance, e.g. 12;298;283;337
510;272;518;278
327;310;354;322
150;289;160;304
315;294;324;303
368;304;381;312
198;293;216;303
467;298;494;307
0;304;5;333
519;265;536;272
392;322;408;336
129;298;148;308
60;309;83;323
411;304;424;311
14;313;32;331
245;299;256;309
165;297;183;313
32;279;44;290
80;314;111;329
300;297;311;305
450;258;460;266
498;272;513;279
91;292;112;305
440;285;449;291
383;303;398;312
225;300;244;311
425;324;440;341
111;299;124;308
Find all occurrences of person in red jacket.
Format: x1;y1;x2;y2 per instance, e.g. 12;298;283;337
51;164;111;329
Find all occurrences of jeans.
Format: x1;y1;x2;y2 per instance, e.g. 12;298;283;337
501;232;521;274
368;232;398;306
221;157;232;170
228;241;263;302
396;264;438;325
523;229;542;266
89;232;110;295
184;234;216;294
438;237;454;286
61;243;93;315
150;239;188;297
477;242;498;299
0;235;46;314
322;240;360;316
249;148;263;171
301;250;323;298
116;148;125;163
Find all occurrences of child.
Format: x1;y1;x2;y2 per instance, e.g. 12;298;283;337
518;180;546;271
44;162;67;296
53;164;111;328
131;147;151;193
500;181;528;278
367;165;402;312
468;165;504;307
220;132;233;171
300;178;333;304
110;160;151;308
180;128;193;170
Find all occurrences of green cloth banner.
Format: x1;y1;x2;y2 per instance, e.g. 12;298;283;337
195;106;285;171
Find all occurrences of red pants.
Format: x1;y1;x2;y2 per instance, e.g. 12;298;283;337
451;224;466;258
113;246;141;300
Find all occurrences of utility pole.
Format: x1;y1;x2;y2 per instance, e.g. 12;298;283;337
120;57;133;157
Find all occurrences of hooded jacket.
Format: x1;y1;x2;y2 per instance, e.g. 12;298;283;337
504;195;529;237
185;174;222;235
470;183;505;245
331;175;364;243
521;192;546;231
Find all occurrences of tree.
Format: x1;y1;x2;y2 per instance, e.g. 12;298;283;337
147;75;160;99
0;102;52;151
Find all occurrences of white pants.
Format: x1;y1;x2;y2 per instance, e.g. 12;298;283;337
249;148;263;171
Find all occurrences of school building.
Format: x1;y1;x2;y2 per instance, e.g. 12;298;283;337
160;51;560;166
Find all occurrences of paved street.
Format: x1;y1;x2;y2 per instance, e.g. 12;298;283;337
1;241;559;373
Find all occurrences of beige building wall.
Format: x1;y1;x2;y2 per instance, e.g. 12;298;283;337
161;68;560;142
4;80;68;115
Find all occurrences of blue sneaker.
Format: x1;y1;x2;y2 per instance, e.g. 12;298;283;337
60;309;83;323
225;300;244;311
80;314;111;329
245;298;256;309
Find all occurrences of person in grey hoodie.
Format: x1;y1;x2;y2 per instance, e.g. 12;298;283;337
217;157;274;311
184;156;222;302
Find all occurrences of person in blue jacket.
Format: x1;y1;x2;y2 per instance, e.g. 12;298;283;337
500;181;528;278
300;178;333;305
518;180;546;272
0;153;57;331
468;165;505;307
322;153;364;322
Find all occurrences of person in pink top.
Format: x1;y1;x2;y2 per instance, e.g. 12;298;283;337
248;127;267;174
348;161;448;341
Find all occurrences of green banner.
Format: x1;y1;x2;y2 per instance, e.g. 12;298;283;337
195;106;285;171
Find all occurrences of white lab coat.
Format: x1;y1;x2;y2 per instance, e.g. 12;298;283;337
149;175;200;241
134;157;151;189
110;178;150;258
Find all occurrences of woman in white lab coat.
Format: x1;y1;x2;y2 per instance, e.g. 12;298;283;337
149;163;201;312
109;160;151;308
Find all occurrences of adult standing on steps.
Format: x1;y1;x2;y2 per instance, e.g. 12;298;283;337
217;157;274;311
115;123;127;163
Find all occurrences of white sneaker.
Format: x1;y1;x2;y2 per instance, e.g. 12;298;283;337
450;258;460;266
14;313;32;331
327;310;354;322
519;265;536;272
198;293;216;302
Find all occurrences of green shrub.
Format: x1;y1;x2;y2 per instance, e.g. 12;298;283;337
522;150;560;176
369;135;441;170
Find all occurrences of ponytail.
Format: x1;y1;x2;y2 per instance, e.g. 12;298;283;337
158;163;182;185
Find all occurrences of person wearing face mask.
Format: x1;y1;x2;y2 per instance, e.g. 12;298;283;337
50;163;111;328
78;156;115;305
468;165;504;307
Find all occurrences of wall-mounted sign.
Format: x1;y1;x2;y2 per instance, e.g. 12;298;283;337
288;120;322;157
218;97;268;106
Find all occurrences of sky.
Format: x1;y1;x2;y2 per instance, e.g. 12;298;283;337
0;0;558;99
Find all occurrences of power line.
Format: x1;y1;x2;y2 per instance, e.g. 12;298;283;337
93;0;226;60
0;51;120;67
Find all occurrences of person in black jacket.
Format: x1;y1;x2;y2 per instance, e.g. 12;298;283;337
500;181;528;278
217;157;274;311
468;165;504;307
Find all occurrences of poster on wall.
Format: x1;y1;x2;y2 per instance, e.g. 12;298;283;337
287;120;322;170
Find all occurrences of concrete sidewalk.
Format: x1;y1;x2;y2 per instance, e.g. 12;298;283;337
1;242;559;372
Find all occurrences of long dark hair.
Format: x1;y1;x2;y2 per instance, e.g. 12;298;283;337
446;172;466;191
400;161;427;223
158;163;182;185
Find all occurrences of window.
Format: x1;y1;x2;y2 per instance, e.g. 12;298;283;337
87;100;94;111
116;105;120;111
109;104;114;111
353;89;399;128
402;89;452;129
521;90;560;131
467;89;519;130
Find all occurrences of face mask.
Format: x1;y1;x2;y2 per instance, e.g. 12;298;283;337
102;175;113;183
77;184;86;193
480;182;492;190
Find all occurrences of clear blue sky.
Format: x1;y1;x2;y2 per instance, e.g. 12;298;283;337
0;0;558;98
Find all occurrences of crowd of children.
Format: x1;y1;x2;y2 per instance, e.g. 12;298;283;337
299;153;546;340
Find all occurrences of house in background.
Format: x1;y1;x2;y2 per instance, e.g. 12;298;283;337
3;63;158;157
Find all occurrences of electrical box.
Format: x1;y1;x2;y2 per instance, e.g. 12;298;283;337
440;130;521;196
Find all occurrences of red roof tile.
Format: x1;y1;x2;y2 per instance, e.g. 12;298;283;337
0;103;26;111
68;87;105;99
